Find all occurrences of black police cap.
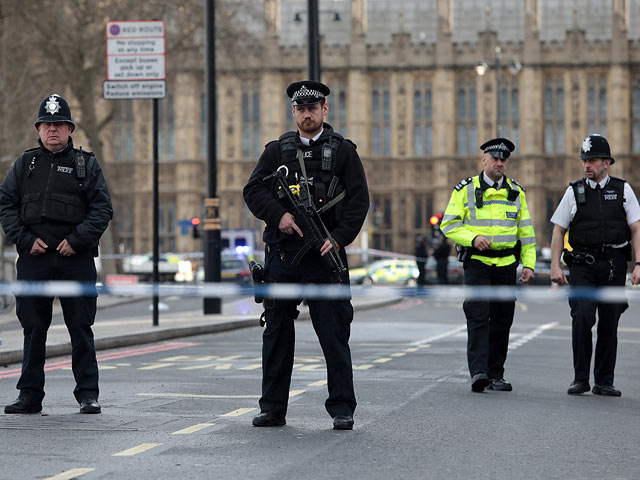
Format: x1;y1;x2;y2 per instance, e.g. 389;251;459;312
286;80;330;106
580;134;615;164
35;94;75;131
479;137;515;159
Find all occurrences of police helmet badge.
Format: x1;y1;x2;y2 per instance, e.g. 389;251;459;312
44;95;61;115
580;134;614;163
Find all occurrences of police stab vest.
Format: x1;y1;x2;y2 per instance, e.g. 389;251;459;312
19;147;90;226
278;131;345;216
569;177;630;249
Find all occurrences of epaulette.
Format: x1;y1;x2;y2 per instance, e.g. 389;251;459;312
509;178;526;192
23;147;39;153
610;175;626;183
569;178;584;187
264;139;278;149
344;138;356;150
454;177;473;191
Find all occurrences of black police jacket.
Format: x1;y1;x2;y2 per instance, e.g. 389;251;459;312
569;177;630;250
243;123;369;249
0;138;113;256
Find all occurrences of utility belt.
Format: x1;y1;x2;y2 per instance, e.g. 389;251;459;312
563;244;630;266
456;245;515;262
250;246;302;327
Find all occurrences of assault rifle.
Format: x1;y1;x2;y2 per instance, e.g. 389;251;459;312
263;165;346;283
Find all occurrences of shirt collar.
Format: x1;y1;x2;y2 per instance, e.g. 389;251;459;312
482;172;503;189
585;176;609;189
299;128;323;146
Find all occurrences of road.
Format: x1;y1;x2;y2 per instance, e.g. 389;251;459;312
1;294;639;479
0;295;246;333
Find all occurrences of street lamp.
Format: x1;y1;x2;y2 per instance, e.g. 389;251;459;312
475;61;488;77
292;1;342;81
475;47;522;137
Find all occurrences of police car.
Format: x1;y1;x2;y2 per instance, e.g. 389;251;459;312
350;259;419;286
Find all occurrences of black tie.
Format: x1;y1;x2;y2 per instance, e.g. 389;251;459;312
493;183;499;190
595;184;601;190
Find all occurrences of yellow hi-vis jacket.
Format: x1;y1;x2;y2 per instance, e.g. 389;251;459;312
441;174;536;269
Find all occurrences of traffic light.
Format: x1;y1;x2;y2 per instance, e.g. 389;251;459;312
429;212;443;235
191;217;200;239
429;212;443;226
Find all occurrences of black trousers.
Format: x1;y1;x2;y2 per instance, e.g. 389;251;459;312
462;259;517;379
568;249;628;386
436;258;449;284
260;247;355;418
15;251;98;404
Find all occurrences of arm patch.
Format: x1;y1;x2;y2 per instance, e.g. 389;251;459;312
454;177;473;191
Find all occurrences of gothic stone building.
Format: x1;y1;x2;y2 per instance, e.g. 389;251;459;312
106;0;640;264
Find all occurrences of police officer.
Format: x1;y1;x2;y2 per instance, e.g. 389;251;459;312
550;134;640;396
441;138;536;393
433;235;451;284
243;80;369;429
0;94;113;414
415;237;428;285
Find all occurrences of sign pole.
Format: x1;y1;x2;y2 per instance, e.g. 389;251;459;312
152;97;160;326
104;20;167;325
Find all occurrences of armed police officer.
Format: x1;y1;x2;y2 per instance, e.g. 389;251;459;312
243;80;369;430
0;94;112;414
441;138;536;393
550;134;640;397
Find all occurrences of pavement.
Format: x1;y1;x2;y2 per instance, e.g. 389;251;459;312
0;292;400;367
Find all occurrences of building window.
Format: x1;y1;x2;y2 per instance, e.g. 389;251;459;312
371;80;391;156
413;195;434;230
632;79;640;153
544;78;564;154
413;82;433;156
242;87;261;158
115;197;135;254
498;75;520;148
587;76;607;137
159;198;177;252
158;94;175;160
327;82;347;137
113;101;134;162
456;79;477;155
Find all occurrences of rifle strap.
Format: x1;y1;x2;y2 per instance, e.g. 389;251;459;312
297;148;313;205
316;190;345;214
291;242;312;266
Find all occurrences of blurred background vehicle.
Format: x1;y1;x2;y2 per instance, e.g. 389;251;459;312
517;258;570;285
349;259;419;286
195;248;251;283
122;253;184;282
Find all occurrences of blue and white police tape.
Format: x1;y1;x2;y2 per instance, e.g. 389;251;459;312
0;281;638;302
